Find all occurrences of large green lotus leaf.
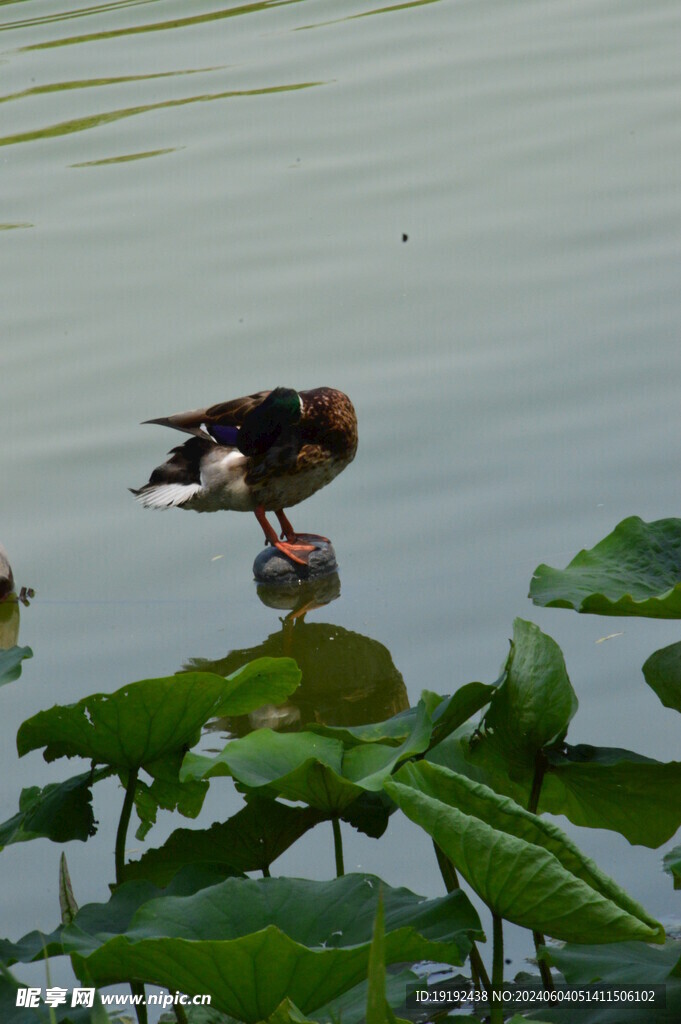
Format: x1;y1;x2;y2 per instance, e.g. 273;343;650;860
340;790;393;838
0;973;95;1024
430;730;681;848
307;705;424;746
308;683;494;750
541;745;681;848
0;770;108;849
642;642;681;713
0;866;230;968
314;969;419;1024
503;1015;552;1024
267;1000;319;1024
0;646;32;687
132;745;226;836
385;762;663;944
181;710;432;813
69;875;482;1022
0;926;64;968
366;893;387;1024
530;517;681;617
17;658;300;769
122;798;325;885
541;940;681;984
482;620;577;774
361;894;410;1024
506;1018;553;1024
530;941;681;1024
131;759;209;838
663;845;681;890
182;730;362;813
340;701;433;788
427;682;497;745
428;725;532;800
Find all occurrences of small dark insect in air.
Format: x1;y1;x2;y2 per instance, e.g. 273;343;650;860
402;233;409;242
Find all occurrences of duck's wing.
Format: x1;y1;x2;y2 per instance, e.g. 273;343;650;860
144;391;272;440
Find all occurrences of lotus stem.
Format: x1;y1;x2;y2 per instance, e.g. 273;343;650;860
491;912;504;1024
332;817;345;877
432;841;491;997
115;770;146;1020
533;929;555;991
131;982;147;1024
527;754;554;990
174;1003;188;1024
115;768;138;885
528;751;548;816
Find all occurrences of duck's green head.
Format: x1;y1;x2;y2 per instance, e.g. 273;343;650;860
238;387;302;456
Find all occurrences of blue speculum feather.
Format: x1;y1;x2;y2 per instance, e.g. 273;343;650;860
209;424;240;447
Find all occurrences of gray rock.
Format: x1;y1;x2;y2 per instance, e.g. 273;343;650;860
256;572;341;611
253;539;338;585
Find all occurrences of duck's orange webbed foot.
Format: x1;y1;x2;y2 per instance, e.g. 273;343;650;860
288;532;331;544
274;510;330;545
272;539;317;567
255;506;319;567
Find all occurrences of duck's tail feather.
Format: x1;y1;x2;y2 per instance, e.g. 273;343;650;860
130;482;201;509
143;410;212;439
131;436;211;509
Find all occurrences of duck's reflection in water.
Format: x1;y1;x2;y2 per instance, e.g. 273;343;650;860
184;573;408;736
0;544;19;650
0;598;20;651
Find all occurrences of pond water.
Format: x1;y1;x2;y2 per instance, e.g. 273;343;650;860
2;0;681;1005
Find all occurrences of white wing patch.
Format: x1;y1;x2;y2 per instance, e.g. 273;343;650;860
135;483;201;509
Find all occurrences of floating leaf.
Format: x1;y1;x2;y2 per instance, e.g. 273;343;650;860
481;620;577;776
122;798;325;886
0;647;32;688
17;658;300;769
385;761;663;944
530;517;681;617
68;875;482;1022
643;642;681;714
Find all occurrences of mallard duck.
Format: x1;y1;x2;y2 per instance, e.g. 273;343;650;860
132;386;358;565
0;543;14;601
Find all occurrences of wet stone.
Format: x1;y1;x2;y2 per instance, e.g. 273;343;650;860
253;539;338;584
